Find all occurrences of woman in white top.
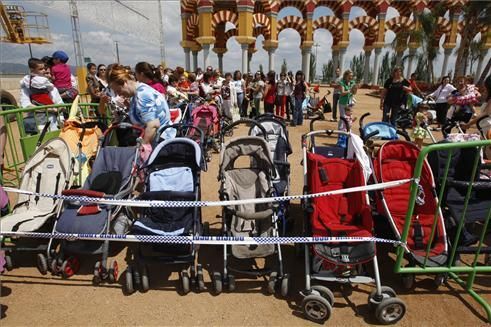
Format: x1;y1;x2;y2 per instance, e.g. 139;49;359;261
232;70;245;114
428;75;456;128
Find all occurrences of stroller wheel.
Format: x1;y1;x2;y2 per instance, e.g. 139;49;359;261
124;266;135;294
140;265;149;293
434;274;447;288
302;294;332;323
108;260;119;284
400;274;415;290
4;254;13;271
93;261;102;286
212;271;222;295
227;274;235;292
280;274;289;297
267;271;278;295
61;256;79;279
368;286;397;309
197;265;205;292
311;285;334;306
375;297;406;325
37;253;48;275
50;256;60;274
180;269;190;294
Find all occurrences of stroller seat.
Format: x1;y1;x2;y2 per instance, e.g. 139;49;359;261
307;153;375;265
1;138;72;233
375;141;447;266
223;168;274;259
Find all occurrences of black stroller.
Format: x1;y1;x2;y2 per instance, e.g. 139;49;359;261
428;144;491;260
46;123;144;283
124;125;206;294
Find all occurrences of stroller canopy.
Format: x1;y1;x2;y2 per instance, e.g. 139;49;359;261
147;137;202;169
220;136;274;176
363;122;399;140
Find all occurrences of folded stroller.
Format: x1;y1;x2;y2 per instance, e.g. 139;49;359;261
301;129;405;324
428;144;491;261
1;138;73;271
372;141;448;288
124;125;205;294
190;102;219;160
44;123;143;283
249;114;292;234
213;119;288;296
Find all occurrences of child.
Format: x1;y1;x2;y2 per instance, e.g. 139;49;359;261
166;75;188;107
51;50;78;103
336;105;357;148
412;104;431;148
20;58;64;133
221;72;238;121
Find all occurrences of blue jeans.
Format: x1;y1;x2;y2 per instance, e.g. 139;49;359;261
293;97;304;125
332;93;340;119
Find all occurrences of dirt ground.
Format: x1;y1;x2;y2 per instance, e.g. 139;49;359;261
1;89;490;326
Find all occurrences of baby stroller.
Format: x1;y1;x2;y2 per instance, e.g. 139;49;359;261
249;114;292;235
372;141;448;288
359;113;410;144
124;125;206;294
190;102;220;160
477;115;491;162
213;119;288;296
1;137;73;272
301;129;405;324
428;143;491;263
44;123;143;283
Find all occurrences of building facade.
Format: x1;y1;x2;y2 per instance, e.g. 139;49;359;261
180;0;490;83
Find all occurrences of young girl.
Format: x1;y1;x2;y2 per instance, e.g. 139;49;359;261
412;104;431;148
221;72;238;120
263;71;277;114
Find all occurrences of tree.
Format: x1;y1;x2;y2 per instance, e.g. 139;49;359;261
468;39;485;76
322;60;334;83
309;54;316;83
350;52;365;82
454;1;491;78
378;52;398;85
259;64;264;73
281;59;288;74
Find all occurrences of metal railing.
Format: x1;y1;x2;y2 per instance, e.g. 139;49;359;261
395;140;491;322
0;103;104;186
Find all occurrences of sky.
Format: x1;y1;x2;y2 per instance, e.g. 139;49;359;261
1;0;489;77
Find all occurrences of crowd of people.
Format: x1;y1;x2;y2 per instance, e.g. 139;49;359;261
9;49;491;155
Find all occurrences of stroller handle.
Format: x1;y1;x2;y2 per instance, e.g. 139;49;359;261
104;123;145;138
359;112;371;136
221;118;268;141
309;112;325;132
159;123;205;146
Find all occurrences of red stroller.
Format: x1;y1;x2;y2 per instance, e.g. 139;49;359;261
301;130;406;324
190;103;219;160
372;141;448;288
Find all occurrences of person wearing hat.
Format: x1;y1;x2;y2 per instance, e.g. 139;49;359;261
51;50;78;102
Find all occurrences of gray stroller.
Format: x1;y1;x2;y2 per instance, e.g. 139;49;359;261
212;119;288;296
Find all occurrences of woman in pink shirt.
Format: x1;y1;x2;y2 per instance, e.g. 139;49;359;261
135;62;166;95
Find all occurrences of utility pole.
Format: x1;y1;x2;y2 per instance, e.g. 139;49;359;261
157;0;166;66
115;41;120;63
69;0;86;92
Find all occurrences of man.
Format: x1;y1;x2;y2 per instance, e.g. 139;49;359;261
331;67;341;122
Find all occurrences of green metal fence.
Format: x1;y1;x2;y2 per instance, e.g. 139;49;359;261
395;140;491;322
0;103;102;187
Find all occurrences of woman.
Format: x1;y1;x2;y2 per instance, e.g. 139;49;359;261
106;64;172;144
232;70;245;114
96;64;108;90
263;71;277;114
252;71;265;117
337;69;357;129
428;76;456;129
86;62;101;103
292;70;308;127
380;67;411;126
242;72;254;118
276;72;290;118
134;62;166;94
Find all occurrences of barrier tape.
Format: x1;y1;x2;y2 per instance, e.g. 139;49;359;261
0;231;406;246
3;178;412;208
